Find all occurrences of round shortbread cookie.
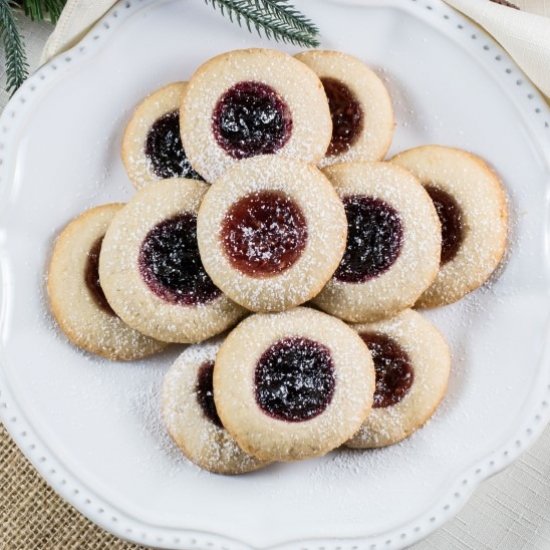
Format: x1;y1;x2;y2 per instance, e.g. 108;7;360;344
214;307;375;462
122;82;204;188
180;48;332;182
99;179;246;343
162;339;268;474
295;50;394;166
312;162;441;322
391;145;508;307
346;309;451;448
197;156;347;312
47;204;166;361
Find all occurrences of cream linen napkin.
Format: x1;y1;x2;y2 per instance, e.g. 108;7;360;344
444;0;550;97
40;0;115;63
42;0;550;98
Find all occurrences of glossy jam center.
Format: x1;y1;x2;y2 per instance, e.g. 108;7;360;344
145;110;204;181
425;185;464;265
85;237;115;316
138;213;221;305
321;77;364;156
221;190;308;278
361;332;414;408
255;337;335;422
212;81;292;159
335;195;403;283
196;361;223;428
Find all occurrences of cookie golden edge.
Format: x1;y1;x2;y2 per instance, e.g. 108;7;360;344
121;82;188;189
346;309;451;448
295;49;395;166
99;179;247;343
47;204;167;361
312;161;442;322
197;156;348;312
391;145;509;308
213;307;376;462
180;48;333;182
162;339;269;475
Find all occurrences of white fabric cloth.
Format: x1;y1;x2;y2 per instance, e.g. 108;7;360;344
4;1;544;549
40;0;115;63
444;0;550;98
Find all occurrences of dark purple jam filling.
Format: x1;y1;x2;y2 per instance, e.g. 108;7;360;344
212;81;292;159
138;213;221;305
321;77;364;156
360;332;414;408
255;337;335;423
335;195;403;283
196;361;223;428
85;237;115;316
425;185;464;265
221;190;308;278
145;110;204;181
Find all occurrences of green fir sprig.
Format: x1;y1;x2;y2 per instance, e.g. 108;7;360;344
204;0;320;47
21;0;66;22
1;0;67;96
0;0;29;95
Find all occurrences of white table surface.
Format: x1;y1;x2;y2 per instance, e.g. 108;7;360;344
1;15;549;550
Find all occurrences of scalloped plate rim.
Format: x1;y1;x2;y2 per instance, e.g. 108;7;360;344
1;0;550;549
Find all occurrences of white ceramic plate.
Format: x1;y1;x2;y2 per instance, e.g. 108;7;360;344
1;0;550;548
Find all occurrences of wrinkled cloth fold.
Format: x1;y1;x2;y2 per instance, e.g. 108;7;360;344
444;0;550;97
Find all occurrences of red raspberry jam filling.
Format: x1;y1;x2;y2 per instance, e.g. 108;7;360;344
360;332;414;408
321;77;364;156
196;361;223;428
212;81;292;159
145;110;204;181
221;190;308;278
85;237;115;316
255;337;335;422
335;195;403;283
425;185;463;265
139;213;221;305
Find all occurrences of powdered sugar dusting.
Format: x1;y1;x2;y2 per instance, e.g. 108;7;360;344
180;49;332;182
162;339;268;474
391;145;509;308
197;156;347;312
99;179;246;343
314;162;442;322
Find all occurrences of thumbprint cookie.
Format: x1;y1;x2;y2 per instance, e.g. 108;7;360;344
295;50;394;166
197;156;347;312
122;82;204;188
313;162;441;322
162;339;268;474
180;48;332;182
391;145;508;307
346;309;450;448
47;204;166;360
213;307;375;462
99;179;246;343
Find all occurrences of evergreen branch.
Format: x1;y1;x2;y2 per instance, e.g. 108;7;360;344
21;0;66;23
204;0;320;48
257;0;318;38
0;0;29;95
43;0;66;22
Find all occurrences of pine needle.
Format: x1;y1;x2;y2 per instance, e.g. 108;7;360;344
204;0;320;48
0;0;29;95
21;0;66;23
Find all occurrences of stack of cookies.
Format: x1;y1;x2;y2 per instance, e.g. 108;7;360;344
47;48;508;475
